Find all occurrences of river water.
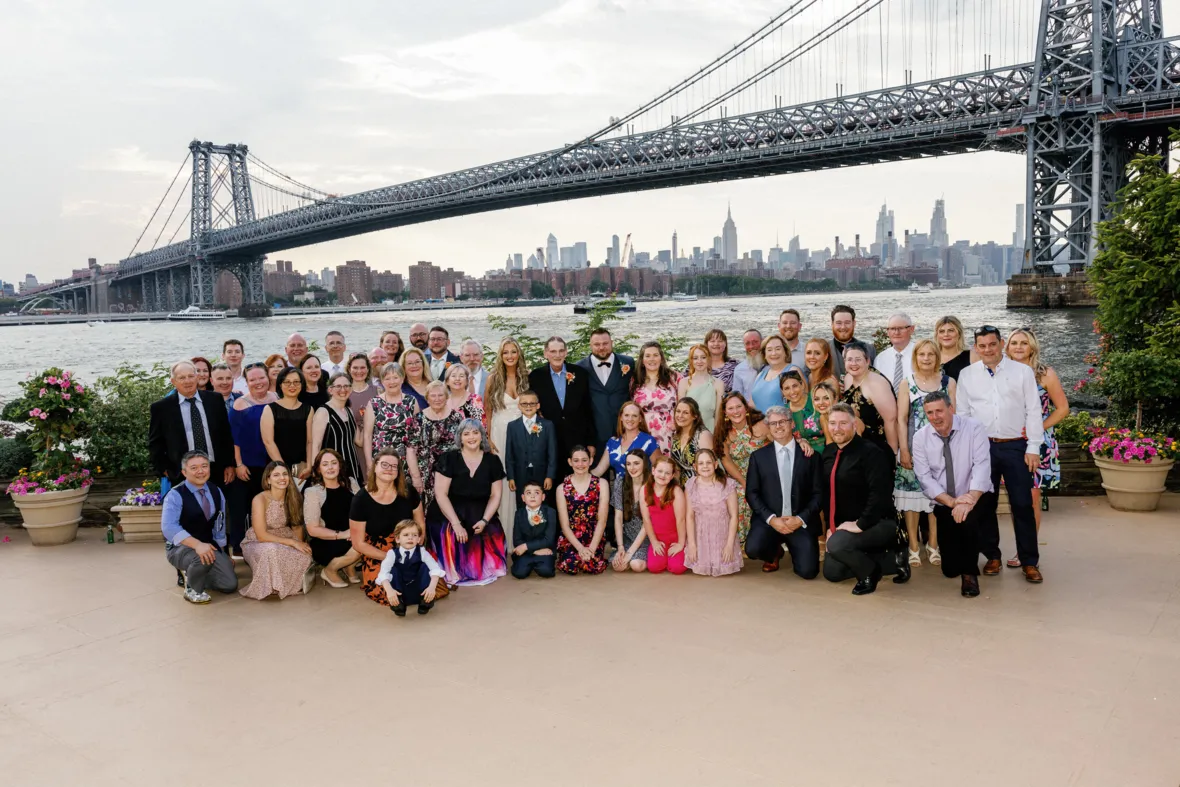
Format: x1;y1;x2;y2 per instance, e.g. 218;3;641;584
0;286;1097;400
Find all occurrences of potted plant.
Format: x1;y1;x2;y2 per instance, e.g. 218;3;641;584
1085;428;1177;512
4;368;96;545
110;479;164;542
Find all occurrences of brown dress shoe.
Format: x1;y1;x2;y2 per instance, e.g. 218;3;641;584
761;558;780;573
982;559;1003;576
1022;565;1043;583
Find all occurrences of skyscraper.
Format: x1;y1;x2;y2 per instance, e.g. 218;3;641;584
546;234;559;271
930;199;949;249
671;231;678;270
1014;204;1025;249
513;253;524;270
722;205;738;265
874;203;896;263
610;235;621;267
527;253;541;270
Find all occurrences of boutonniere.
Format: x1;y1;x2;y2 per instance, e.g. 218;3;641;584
529;422;542;435
529;512;543;525
620;364;631;375
444;361;452;370
565;371;575;384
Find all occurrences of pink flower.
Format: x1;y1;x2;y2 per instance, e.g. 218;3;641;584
39;388;47;396
62;393;70;400
46;376;57;385
67;407;74;413
74;384;83;393
39;413;47;420
29;408;41;417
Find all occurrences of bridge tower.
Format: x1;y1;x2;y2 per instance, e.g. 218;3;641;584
188;141;266;307
1024;0;1168;271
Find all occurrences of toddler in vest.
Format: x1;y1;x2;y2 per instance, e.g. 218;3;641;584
376;519;444;617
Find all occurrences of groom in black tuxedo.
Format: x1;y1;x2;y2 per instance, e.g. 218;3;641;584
745;405;824;579
528;336;597;465
575;328;636;462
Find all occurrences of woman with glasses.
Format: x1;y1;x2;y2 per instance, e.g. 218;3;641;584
428;419;507;586
239;461;314;600
311;372;364;488
399;347;432;410
350;446;440;607
303;448;360;588
298;354;329;410
363;362;424;494
260;367;313;480
1005;328;1068;567
230;364;278;551
444;363;485;424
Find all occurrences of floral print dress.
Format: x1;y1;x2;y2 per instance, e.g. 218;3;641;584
790;397;826;454
556;476;607;575
1035;384;1061;490
669;429;702;485
633;383;678;453
370;394;421;458
894;373;948;513
418;409;464;511
724;424;766;548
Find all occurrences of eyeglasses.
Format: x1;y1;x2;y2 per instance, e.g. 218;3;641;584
974;325;1001;338
886;325;913;332
376;462;399;471
281;379;301;386
767;419;791;428
329;384;351;391
519;401;539;408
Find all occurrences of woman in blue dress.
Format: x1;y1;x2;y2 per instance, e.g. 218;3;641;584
591;400;660;480
749;335;796;413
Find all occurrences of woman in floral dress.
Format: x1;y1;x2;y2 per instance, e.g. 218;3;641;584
668;398;714;484
716;392;768;549
363;361;424;494
418;381;462;511
894;339;954;567
444;364;485;424
631;341;679;453
556;447;609;575
1006;328;1069;567
779;369;825;454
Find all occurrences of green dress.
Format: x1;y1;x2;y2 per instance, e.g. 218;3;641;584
686;377;718;433
725;424;766;548
790;397;826;454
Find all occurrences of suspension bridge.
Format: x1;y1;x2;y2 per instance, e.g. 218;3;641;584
18;0;1180;314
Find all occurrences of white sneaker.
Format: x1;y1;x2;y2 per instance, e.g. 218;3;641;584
183;587;212;604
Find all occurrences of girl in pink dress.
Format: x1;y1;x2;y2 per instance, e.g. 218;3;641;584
631;341;679;453
642;455;687;575
684;449;743;576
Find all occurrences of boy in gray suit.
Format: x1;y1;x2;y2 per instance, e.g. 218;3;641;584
504;390;558;510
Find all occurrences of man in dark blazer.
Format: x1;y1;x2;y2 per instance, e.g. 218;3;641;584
821;403;909;595
426;325;462;381
503;390;557;511
575;328;636;460
148;360;235;488
528;336;597;465
745;406;824;579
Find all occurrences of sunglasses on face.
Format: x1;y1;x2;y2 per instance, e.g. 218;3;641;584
974;325;1001;338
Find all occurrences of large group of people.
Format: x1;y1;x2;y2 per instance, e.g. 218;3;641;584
148;308;1066;614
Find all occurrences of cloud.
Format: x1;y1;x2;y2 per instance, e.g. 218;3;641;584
82;146;185;180
138;76;228;92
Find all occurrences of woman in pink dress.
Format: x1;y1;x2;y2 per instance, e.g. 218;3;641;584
684;449;742;576
642;455;687;575
240;462;314;599
631;341;679;453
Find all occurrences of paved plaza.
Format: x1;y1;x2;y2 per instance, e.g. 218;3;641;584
1;495;1178;787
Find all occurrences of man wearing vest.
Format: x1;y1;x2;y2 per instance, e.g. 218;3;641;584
161;451;238;604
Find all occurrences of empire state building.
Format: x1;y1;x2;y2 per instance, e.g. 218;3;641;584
722;204;738;265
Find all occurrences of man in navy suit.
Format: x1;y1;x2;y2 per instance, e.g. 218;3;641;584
744;405;824;579
575;328;636;461
426;325;461;380
503;390;558;510
528;336;597;466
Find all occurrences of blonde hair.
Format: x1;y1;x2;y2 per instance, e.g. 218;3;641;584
444;363;470;388
1006;328;1047;382
910;338;942;374
485;337;530;420
935;316;967;353
424;380;448;401
398;347;432;384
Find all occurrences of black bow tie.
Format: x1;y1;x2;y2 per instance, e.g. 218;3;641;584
598;361;610;368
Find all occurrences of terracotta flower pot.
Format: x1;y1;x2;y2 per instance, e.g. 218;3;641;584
1094;458;1175;512
11;487;90;546
110;505;164;543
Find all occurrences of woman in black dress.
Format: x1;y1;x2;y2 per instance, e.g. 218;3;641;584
839;341;898;466
349;446;439;606
298;355;330;410
261;367;314;479
935;315;976;381
428;419;507;586
303;448;360;588
310;372;364;488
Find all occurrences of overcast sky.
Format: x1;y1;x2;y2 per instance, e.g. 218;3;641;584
4;0;1178;283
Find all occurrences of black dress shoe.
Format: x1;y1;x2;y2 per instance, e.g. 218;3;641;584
176;570;185;588
961;576;980;597
892;551;911;585
417;601;434;615
391;603;407;617
852;566;882;596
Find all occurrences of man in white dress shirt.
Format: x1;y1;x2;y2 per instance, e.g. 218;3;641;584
731;329;764;403
955;325;1044;583
461;340;489;398
873;312;915;394
321;331;349;378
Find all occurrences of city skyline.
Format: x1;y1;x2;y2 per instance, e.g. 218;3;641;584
7;0;1180;284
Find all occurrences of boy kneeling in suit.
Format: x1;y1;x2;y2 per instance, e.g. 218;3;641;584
511;481;557;579
377;519;444;616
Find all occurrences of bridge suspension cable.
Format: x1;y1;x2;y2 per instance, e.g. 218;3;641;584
126;151;190;259
151;170;192;250
246;152;334;198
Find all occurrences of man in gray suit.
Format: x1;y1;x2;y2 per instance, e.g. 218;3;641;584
503;390;558;510
827;304;877;378
575;328;636;462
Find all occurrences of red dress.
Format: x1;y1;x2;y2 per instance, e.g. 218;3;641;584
556;476;607;575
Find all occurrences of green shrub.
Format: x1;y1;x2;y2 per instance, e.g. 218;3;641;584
0;437;35;478
85;363;172;476
1054;410;1106;447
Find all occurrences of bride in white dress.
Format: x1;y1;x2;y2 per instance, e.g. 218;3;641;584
484;337;530;551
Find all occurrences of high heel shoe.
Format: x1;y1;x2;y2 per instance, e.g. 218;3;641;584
346;573;361;585
320;568;348;589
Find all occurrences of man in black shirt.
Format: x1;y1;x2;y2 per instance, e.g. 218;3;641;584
821;404;909;595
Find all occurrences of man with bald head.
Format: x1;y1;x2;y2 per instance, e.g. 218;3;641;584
408;323;429;352
148;360;235;488
285;333;309;368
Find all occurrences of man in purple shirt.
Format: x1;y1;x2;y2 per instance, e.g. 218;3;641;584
912;391;993;598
